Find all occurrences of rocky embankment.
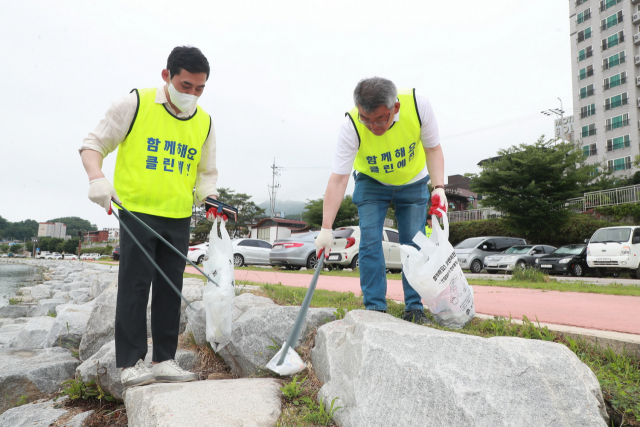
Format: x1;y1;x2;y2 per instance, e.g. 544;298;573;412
0;259;610;427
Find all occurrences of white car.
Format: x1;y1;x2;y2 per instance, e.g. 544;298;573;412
324;226;403;272
187;243;209;265
586;226;640;278
46;252;62;260
64;254;79;260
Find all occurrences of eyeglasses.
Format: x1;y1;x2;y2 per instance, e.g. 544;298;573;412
358;112;391;127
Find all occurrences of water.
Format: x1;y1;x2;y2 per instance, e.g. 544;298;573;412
0;264;38;307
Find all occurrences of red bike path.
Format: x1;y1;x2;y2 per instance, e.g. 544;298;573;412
184;267;640;336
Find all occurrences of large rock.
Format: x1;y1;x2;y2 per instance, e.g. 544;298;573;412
76;340;198;401
312;310;608;427
125;379;281;427
220;304;335;377
0;399;68;426
32;298;67;317
43;302;94;348
28;285;52;302
61;282;88;292
0;305;32;319
78;280;118;361
0;323;27;346
89;274;117;299
9;317;56;349
0;348;79;413
69;289;90;304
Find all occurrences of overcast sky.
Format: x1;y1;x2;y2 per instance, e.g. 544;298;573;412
0;0;572;230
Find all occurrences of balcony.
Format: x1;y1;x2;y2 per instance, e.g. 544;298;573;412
607;162;632;172
580;12;592;24
579;69;594;80
578;33;591;43
576;0;587;5
581;128;597;137
604;77;626;90
578;50;593;62
605;119;630;131
605;98;628;110
580;88;595;99
603;34;624;51
580;109;595;119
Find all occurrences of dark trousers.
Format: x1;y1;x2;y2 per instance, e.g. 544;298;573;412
115;209;190;368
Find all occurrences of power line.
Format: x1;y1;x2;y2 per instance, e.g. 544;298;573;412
267;158;283;218
440;113;546;141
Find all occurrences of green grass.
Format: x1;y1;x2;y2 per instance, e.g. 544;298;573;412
252;282;639;423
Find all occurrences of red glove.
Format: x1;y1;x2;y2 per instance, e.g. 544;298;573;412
428;194;447;218
206;207;228;222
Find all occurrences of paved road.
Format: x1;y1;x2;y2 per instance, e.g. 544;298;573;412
184;267;640;335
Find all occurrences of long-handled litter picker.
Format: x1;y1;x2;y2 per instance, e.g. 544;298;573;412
108;199;224;310
268;250;325;373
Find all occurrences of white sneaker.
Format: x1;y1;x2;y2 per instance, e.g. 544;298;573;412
121;359;156;389
152;359;198;383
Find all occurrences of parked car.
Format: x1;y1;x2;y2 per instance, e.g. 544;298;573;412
231;238;272;267
534;244;593;276
586;226;640;278
324;226;403;272
36;251;51;259
187;243;208;265
270;231;320;269
112;246;120;261
6;252;14;258
45;252;61;260
65;254;79;260
454;236;527;274
483;245;556;273
15;254;26;258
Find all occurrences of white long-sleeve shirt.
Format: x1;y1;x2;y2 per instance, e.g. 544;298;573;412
332;94;440;184
79;85;218;200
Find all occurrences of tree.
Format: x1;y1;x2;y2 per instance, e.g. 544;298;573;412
302;195;359;228
0;244;9;253
47;217;97;237
468;136;597;242
10;244;23;253
191;220;212;244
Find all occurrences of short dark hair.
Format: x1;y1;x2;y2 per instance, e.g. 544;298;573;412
167;46;210;80
353;77;397;113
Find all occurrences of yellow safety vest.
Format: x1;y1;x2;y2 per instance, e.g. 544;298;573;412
113;88;211;218
425;226;432;238
348;88;426;185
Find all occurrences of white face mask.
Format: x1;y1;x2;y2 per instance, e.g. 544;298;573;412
167;80;199;112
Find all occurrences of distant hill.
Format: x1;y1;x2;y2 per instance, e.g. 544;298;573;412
257;200;308;218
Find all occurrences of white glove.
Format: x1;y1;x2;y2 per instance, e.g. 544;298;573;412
88;178;121;213
315;228;333;258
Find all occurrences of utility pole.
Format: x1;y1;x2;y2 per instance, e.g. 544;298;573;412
268;158;283;218
541;98;566;143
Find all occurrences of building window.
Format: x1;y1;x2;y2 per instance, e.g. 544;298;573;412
604;71;626;90
578;8;592;24
607;135;631;151
579;65;594;80
580;103;596;118
600;0;623;12
605;113;629;131
604;92;628;110
580;84;595;99
602;51;625;70
257;227;270;240
578;46;593;62
582;143;598;157
602;31;624;50
578;27;592;43
581;123;597;137
601;11;623;30
607;156;632;172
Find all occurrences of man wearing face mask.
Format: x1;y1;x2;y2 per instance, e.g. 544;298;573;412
79;46;217;388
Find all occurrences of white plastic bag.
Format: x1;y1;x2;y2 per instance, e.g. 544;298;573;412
265;341;307;376
202;217;235;352
400;210;475;329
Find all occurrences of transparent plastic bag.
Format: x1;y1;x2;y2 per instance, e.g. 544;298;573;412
202;217;235;352
400;210;475;329
266;341;306;376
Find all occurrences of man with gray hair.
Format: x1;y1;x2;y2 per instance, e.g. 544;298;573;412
315;77;446;324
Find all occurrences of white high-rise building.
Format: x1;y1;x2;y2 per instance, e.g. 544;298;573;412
38;222;66;239
570;0;640;175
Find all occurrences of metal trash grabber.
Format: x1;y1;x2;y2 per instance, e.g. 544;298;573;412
275;250;325;367
109;199;220;310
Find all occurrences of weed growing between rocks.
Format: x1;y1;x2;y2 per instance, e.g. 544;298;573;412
8;296;22;305
179;332;235;380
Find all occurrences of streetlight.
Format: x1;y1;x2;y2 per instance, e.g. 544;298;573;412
541;98;566;143
31;237;39;259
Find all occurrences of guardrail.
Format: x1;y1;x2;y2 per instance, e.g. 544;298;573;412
447;208;502;223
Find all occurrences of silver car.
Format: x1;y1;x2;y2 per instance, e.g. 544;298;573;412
484;245;556;273
269;231;320;270
232;238;273;267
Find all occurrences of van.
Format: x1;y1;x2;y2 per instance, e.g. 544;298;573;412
454;236;527;273
586;226;640;278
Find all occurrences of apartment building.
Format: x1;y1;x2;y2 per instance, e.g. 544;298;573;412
570;0;640;175
37;222;66;239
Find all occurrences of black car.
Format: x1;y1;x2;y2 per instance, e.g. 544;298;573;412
535;244;590;276
112;246;120;261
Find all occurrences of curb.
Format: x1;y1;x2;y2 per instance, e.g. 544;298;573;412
475;313;640;358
